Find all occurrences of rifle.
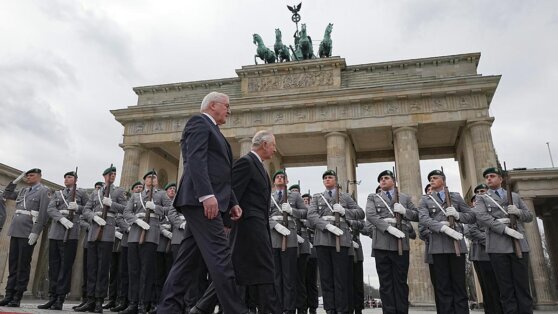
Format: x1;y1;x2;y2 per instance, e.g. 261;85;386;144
503;162;523;259
281;169;289;252
334;168;341;253
296;180;302;237
139;169;156;245
441;167;460;256
63;167;78;243
392;166;403;256
96;164;113;242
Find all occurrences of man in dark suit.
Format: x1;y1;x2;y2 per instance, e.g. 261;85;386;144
158;92;247;314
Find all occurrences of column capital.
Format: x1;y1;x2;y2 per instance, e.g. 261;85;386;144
466;117;495;129
119;143;143;151
393;124;418;135
324;131;348;139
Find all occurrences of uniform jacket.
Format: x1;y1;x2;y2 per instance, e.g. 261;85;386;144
124;189;171;245
268;190;306;249
8;184;50;238
47;187;88;240
115;213;129;248
157;218;172;253
168;207;186;245
83;185;127;243
464;223;489;261
474;190;532;254
348;219;367;262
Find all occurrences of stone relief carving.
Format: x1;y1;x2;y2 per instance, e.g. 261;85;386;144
274;112;284;123
458;96;471;108
154;121;163;132
386;101;399;114
409;101;422;112
247;70;334;93
432;98;447;111
360;104;371;116
295;109;307;120
135;122;145;134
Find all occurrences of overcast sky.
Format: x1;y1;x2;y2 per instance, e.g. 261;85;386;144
1;0;557;287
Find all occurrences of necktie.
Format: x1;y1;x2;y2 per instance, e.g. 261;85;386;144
437;192;444;202
495;190;501;198
328;190;333;198
278;191;282;201
386;191;392;201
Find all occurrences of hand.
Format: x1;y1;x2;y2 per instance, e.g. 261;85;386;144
504;227;524;240
93;216;106;226
281;203;293;214
203;196;219;220
160;224;171;230
135;219;150;230
386;226;405;238
274;224;291;236
352;241;360;249
115;231;123;240
325;224;343;236
393;203;406;215
441;225;463;240
507;205;520;216
146;201;156;210
297;235;305;244
179;222;186;229
59;217;74;230
28;233;38;245
332;204;346;216
162;229;173;239
230;205;243;221
102;197;112;207
67;201;78;210
445;207;460;220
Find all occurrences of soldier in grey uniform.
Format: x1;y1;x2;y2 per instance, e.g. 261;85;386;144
0;168;50;307
307;169;364;314
474;167;533;314
268;171;306;314
300;193;318;314
38;171;88;310
347;212;367;314
75;166;127;313
121;170;172;314
418;169;475;314
291;185;312;314
366;170;419;314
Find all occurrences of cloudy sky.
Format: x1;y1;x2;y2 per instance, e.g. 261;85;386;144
1;0;557;287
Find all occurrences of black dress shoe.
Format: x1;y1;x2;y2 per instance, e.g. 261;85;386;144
0;291;14;306
50;295;65;310
111;299;129;312
74;298;96;312
93;298;104;313
73;299;88;310
6;291;23;307
103;299;116;309
119;302;138;314
38;296;57;309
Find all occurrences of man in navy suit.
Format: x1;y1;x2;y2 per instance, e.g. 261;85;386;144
159;92;247;314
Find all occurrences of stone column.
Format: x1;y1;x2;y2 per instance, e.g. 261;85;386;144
467;119;497;181
393;125;435;306
542;207;558;292
325;132;348;188
239;137;253;156
119;144;142;190
521;197;556;308
177;149;184;187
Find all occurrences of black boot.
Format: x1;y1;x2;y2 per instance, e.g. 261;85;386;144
103;299;116;309
50;294;65;310
38;294;57;309
73;297;88;310
0;290;14;306
93;298;104;313
74;297;96;312
137;301;147;314
111;298;129;312
119;302;138;314
6;290;23;307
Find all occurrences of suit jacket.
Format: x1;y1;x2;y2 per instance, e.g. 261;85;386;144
83;185;127;243
0;194;6;231
174;114;237;213
8;184;51;238
230;152;274;285
47;188;88;240
268;190;306;249
474;190;532;254
125;189;171;245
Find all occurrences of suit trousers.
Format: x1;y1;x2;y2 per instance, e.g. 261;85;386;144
305;256;319;310
118;246;129;300
158;206;247;314
489;253;533;314
241;284;282;314
6;237;35;292
108;251;120;301
295;253;309;310
195;281;220;313
352;260;364;311
374;249;409;314
273;247;298;311
473;260;503;314
431;254;468;314
316;246;350;312
184;249;209;308
86;241;113;298
81;247;88;298
48;239;78;296
128;242;157;303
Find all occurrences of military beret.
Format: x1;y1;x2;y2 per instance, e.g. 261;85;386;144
164;182;177;190
322;169;337;179
301;193;311;198
289;184;300;191
474;183;488;194
471;194;477;202
64;171;77;178
483;167;502;178
143;170;158;180
427;170;445;181
272;169;286;181
375;185;381;194
26;168;41;175
424;184;431;194
131;181;143;190
94;181;104;188
377;170;395;182
102;166;116;176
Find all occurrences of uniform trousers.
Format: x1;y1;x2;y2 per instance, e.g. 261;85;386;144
473;260;503;314
431;254;468;314
153;251;173;304
6;237;35;293
241;284;282;314
374;249;409;314
86;241;113;298
347;254;355;313
118;246;129;300
352;260;364;312
273;247;298;312
305;256;319;311
316;246;350;312
48;239;78;296
489;253;532;314
295;253;309;310
127;242;157;303
107;250;120;301
81;247;88;299
428;262;441;310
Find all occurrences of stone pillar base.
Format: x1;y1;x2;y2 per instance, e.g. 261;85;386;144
534;303;558;311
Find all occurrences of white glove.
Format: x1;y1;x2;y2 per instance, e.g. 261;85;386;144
67;201;78;210
393;203;406;215
440;225;463;240
504;227;524;239
31;210;39;224
325;224;343;236
161;224;171;230
383;218;397;224
352;241;360;249
102;197;112;207
445;207;460;220
507;205;520;216
146;201;156;210
59;217;74;230
281;203;293;214
28;233;38;245
496;218;510;224
162;229;173;239
274;224;291;236
135;219;150;230
115;231;123;240
438;221;450;226
332;204;345;216
179;222;186;229
93;216;106;226
297;235;305;243
309;242;313;249
386;226;405;238
59;210;70;215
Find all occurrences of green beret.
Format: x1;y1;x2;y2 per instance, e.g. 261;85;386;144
471;194;477;202
164;182;177;190
289;184;300;191
272;169;286;181
102;166;116;176
375;185;381;193
483;167;502;178
474;183;488;194
94;181;104;188
427;170;445;181
143;170;157;180
26;168;41;175
64;171;77;178
424;184;431;194
322;169;337;179
301;193;311;198
377;170;395;182
131;181;143;190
